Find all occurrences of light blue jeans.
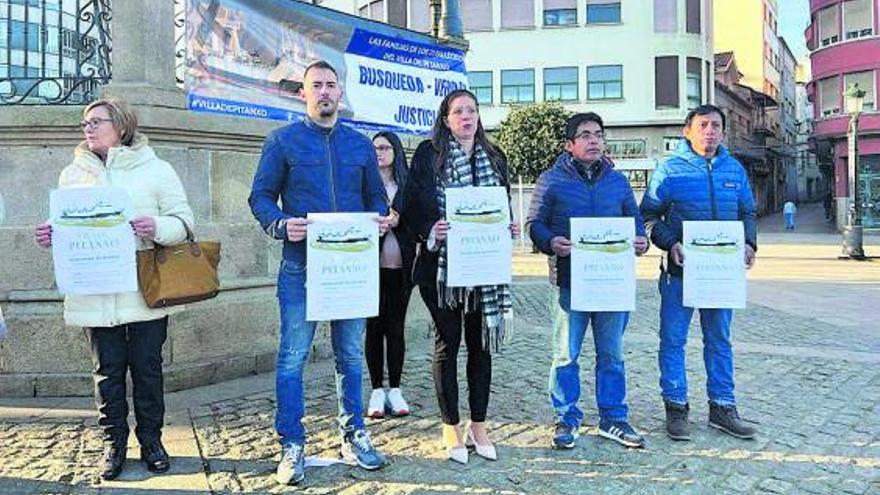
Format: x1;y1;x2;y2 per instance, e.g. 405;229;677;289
275;259;366;446
658;272;736;406
549;287;630;427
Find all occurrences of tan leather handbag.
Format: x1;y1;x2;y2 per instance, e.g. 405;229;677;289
136;216;220;308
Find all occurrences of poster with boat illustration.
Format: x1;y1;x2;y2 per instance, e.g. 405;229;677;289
305;212;379;321
445;186;512;287
569;217;636;312
48;187;138;295
184;0;467;135
682;221;746;309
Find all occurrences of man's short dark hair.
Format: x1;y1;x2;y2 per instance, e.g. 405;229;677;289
685;104;726;130
565;112;605;141
303;60;338;80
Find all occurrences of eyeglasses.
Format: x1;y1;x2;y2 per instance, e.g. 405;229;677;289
374;145;393;152
80;118;113;130
574;131;605;141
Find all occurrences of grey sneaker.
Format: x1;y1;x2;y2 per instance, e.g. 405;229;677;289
276;443;305;485
708;402;756;439
598;420;646;448
664;401;691;441
340;429;387;470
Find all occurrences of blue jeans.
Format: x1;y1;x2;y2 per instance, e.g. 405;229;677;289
784;212;795;230
275;259;366;446
658;272;735;406
549;287;630;427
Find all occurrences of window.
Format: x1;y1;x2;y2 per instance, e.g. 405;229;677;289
358;0;384;20
621;170;648;189
843;0;873;40
663;136;684;153
844;71;876;110
655;56;679;108
654;0;677;33
587;65;622;100
501;69;535;103
10;20;41;51
686;58;702;109
502;0;535;28
468;71;493;105
409;0;430;32
586;1;621;24
388;0;407;28
818;76;840;117
817;5;839;46
544;67;578;101
544;9;577;25
686;0;701;34
462;0;493;32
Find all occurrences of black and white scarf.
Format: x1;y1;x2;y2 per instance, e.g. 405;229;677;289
435;139;513;352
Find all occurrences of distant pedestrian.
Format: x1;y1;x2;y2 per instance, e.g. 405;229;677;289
783;201;797;230
640;104;758;442
824;192;833;221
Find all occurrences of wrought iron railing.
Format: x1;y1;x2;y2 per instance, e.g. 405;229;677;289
0;0;111;105
174;0;184;88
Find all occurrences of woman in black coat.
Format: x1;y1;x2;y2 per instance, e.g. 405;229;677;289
365;131;416;419
401;89;519;464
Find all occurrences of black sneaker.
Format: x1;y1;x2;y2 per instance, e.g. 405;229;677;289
140;438;170;473
100;441;127;480
551;423;579;450
597;420;645;448
708;402;756;439
664;401;691;441
276;442;306;485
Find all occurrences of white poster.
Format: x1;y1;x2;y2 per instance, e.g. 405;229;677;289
306;212;379;321
569;217;636;312
682;221;747;309
49;187;138;296
445;186;512;287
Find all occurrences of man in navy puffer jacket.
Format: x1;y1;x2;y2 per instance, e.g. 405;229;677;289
249;61;391;485
640;104;758;442
527;113;649;450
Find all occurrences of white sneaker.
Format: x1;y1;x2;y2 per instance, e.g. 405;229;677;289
386;388;410;416
367;388;386;418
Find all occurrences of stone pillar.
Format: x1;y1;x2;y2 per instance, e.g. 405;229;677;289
99;0;184;107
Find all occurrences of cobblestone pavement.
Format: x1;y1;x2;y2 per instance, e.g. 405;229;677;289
2;277;879;494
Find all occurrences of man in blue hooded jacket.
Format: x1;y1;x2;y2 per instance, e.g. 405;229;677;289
527;112;649;450
640;104;758;441
249;60;393;485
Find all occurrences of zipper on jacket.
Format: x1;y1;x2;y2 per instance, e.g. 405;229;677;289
706;159;718;220
326;133;337;212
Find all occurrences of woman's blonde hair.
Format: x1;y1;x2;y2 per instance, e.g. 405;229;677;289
83;98;139;146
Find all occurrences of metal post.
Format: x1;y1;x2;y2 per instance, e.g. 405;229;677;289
518;175;525;252
842;84;866;259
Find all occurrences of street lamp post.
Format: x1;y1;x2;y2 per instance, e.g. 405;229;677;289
842;83;867;259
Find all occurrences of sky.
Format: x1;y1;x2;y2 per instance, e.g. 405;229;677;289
777;1;811;63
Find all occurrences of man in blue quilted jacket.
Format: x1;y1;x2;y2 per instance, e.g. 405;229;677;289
527;112;649;450
249;60;392;485
640;104;758;441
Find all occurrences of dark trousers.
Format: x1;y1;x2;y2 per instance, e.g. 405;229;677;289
420;283;491;425
84;317;168;446
365;268;411;389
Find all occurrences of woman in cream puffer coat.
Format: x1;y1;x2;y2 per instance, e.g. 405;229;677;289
34;98;194;480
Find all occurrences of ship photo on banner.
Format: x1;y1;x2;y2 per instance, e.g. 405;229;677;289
184;0;468;135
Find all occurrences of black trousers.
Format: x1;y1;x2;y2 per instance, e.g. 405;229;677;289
419;283;491;425
84;317;168;446
365;268;411;389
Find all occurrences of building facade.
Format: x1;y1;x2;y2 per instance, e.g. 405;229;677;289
325;0;716;187
779;37;799;202
806;0;880;229
795;80;824;203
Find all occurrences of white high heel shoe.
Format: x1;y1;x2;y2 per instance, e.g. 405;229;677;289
441;425;468;464
466;422;498;461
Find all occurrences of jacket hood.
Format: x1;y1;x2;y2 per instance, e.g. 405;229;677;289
552;151;615;180
71;133;155;176
672;138;732;167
